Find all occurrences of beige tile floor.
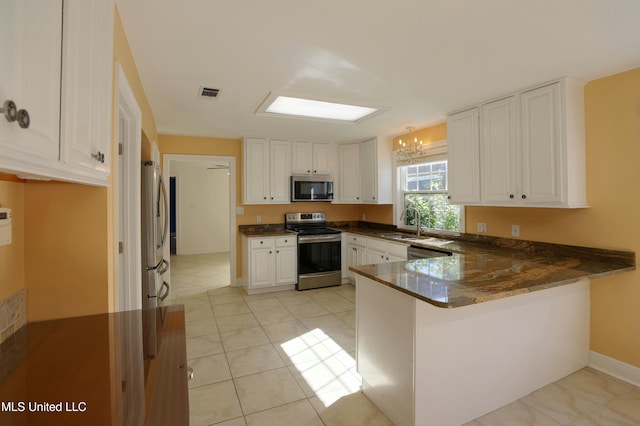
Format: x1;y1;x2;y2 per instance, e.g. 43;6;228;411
171;253;640;426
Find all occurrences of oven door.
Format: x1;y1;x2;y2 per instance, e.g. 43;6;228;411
297;234;341;289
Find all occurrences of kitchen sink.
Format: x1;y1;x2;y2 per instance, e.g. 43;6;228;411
380;233;418;240
380;233;453;246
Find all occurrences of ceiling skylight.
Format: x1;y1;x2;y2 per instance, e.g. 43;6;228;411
256;93;385;123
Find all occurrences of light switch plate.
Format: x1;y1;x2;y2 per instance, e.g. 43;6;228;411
511;224;520;237
0;207;12;246
477;222;487;233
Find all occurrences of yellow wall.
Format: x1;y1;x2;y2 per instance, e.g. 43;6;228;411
0;182;25;301
113;7;158;146
391;122;447;151
24;183;110;321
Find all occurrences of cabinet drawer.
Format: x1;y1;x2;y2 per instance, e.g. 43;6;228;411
347;234;367;247
250;238;275;249
366;237;387;252
276;236;296;247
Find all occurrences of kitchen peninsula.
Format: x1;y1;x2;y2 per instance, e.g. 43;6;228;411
349;232;634;426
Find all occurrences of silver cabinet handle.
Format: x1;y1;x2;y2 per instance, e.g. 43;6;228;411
16;109;29;129
1;100;29;129
1;100;17;122
158;281;170;302
91;151;105;163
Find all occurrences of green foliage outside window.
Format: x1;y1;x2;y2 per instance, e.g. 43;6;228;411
403;194;460;232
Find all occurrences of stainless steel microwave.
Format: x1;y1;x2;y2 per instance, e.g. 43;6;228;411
291;176;334;202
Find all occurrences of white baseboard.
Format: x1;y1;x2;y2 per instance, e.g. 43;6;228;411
178;247;230;255
589;351;640;387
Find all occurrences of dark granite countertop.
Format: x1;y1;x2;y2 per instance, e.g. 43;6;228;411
335;222;635;309
239;224;296;237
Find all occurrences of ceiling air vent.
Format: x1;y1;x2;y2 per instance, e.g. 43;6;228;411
198;86;220;99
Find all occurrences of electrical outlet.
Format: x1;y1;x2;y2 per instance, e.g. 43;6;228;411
256;215;262;223
362;214;366;221
236;206;244;215
511;224;520;237
477;222;487;233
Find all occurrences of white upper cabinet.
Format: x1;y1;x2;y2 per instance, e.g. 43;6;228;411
269;139;292;203
0;0;114;186
338;143;361;202
0;0;63;164
448;78;587;208
337;138;392;204
447;108;481;204
60;0;114;180
481;96;518;203
520;82;565;205
291;141;332;175
243;138;291;204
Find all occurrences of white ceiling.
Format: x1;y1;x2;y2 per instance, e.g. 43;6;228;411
116;0;640;143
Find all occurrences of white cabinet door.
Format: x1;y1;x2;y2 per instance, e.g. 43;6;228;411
250;248;274;288
481;96;518;203
447;108;481;204
60;0;114;179
312;143;331;175
366;247;387;264
0;0;62;162
338;143;361;202
269;139;291;203
275;246;297;285
244;138;270;203
291;141;313;174
520;83;563;205
347;243;367;281
360;139;378;203
291;141;331;175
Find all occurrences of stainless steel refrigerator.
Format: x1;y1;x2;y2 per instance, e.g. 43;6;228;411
141;160;170;309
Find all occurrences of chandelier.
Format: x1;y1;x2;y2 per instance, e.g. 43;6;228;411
396;127;426;163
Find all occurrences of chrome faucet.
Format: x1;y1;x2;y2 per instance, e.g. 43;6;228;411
400;207;422;236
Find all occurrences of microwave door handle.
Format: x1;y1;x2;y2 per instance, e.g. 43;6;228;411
158;175;169;248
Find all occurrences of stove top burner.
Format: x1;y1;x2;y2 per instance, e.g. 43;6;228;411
292;227;341;236
284;212;340;236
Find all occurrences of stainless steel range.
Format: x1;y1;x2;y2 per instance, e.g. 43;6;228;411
285;212;342;290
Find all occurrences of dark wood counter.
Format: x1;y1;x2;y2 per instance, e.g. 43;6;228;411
0;305;189;426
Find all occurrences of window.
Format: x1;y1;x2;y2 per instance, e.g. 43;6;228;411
397;159;461;232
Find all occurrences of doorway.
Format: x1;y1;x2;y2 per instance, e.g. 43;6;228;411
169;176;177;255
162;155;237;292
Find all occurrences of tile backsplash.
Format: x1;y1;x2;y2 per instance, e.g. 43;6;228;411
0;289;26;343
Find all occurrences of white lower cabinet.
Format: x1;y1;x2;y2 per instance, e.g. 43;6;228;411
342;233;408;282
344;234;367;282
243;235;297;294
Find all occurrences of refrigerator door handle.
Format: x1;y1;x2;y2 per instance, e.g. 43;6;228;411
158;174;169;248
157;258;169;275
158;281;170;302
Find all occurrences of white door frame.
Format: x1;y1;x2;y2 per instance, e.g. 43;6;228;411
162;154;237;287
116;63;142;311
